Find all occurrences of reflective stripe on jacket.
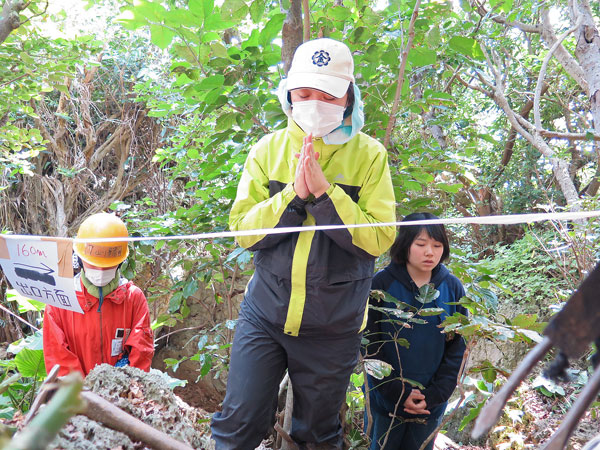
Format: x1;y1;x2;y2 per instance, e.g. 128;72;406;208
229;120;396;337
43;275;154;376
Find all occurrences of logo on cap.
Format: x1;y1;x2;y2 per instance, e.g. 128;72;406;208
312;50;331;67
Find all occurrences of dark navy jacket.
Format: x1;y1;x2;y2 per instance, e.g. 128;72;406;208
365;262;467;418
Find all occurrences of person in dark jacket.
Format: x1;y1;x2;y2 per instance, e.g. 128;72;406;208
363;212;467;450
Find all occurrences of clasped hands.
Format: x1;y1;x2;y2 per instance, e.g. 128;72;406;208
294;134;330;200
404;389;430;415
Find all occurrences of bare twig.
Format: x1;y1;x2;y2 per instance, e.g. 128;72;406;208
302;0;309;42
418;340;474;450
154;325;204;343
24;364;60;425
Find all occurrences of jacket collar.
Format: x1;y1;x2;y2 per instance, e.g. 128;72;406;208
387;261;450;291
75;274;129;312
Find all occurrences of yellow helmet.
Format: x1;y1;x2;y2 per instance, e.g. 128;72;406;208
74;213;129;268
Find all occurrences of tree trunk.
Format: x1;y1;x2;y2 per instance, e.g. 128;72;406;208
281;0;303;75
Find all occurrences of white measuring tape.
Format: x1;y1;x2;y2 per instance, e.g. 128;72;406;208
2;210;600;243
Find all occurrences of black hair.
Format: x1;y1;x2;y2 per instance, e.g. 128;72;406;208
389;212;450;265
343;82;355;118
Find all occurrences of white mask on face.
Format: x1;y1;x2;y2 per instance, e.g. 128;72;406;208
84;267;118;287
291;100;345;137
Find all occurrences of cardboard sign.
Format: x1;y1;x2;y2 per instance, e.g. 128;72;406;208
0;236;82;314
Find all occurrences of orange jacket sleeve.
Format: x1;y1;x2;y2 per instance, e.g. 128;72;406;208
42;305;85;376
124;286;154;371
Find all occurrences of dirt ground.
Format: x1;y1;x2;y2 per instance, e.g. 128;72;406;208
4;362;600;449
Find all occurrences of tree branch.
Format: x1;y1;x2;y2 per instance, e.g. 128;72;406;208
0;0;27;45
384;0;422;149
81;391;195;450
471;0;540;34
534;13;583;130
540;8;589;95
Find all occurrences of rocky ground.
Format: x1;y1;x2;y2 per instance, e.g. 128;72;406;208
4;361;600;449
5;364;213;450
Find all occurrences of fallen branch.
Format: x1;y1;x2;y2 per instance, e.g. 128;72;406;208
80;391;195;450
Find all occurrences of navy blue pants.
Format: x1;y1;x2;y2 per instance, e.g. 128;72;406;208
211;305;362;450
364;403;445;450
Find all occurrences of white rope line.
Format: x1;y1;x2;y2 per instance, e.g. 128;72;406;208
2;210;599;243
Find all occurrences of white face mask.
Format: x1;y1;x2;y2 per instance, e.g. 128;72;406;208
291;100;345;137
84;267;118;287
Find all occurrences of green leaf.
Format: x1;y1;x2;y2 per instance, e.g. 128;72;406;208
173;43;199;64
510;313;537;329
152;314;177;329
164;8;199;27
6;289;45;313
419;307;445;316
221;0;248;21
15;348;46;378
183;279;198;298
149;25;175;50
216;113;237;132
210;42;228;58
426;25;441;47
449;36;484;60
8;331;43;354
403;180;422;191
437;182;462;193
585;129;596;141
329;6;352;21
500;0;514;13
459;401;484;431
415;284;440;304
150;368;187;389
204;11;234;31
394;337;410;348
197;75;225;90
259;13;285;47
114;8;147;30
363;358;392;380
189;0;207;20
249;1;265;22
482;367;497;383
407;48;437;67
168;291;183;312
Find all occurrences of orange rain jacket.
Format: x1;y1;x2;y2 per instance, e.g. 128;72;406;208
43;275;154;376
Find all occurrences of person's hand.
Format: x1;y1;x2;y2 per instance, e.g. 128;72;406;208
403;389;430;415
294;135;310;200
302;134;330;198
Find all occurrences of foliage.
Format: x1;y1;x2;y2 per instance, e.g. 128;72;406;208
1;0;600;445
0;331;46;420
483;223;597;318
0;22;99;189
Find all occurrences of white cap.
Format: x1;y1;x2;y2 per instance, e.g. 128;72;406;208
286;38;355;99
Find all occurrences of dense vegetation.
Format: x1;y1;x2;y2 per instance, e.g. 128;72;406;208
1;0;600;447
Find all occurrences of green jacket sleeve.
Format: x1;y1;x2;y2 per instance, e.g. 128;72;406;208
229;142;307;250
306;147;395;258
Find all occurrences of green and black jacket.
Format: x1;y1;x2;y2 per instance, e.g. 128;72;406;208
229;120;396;337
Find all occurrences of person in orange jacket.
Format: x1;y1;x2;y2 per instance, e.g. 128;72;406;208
43;213;154;376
